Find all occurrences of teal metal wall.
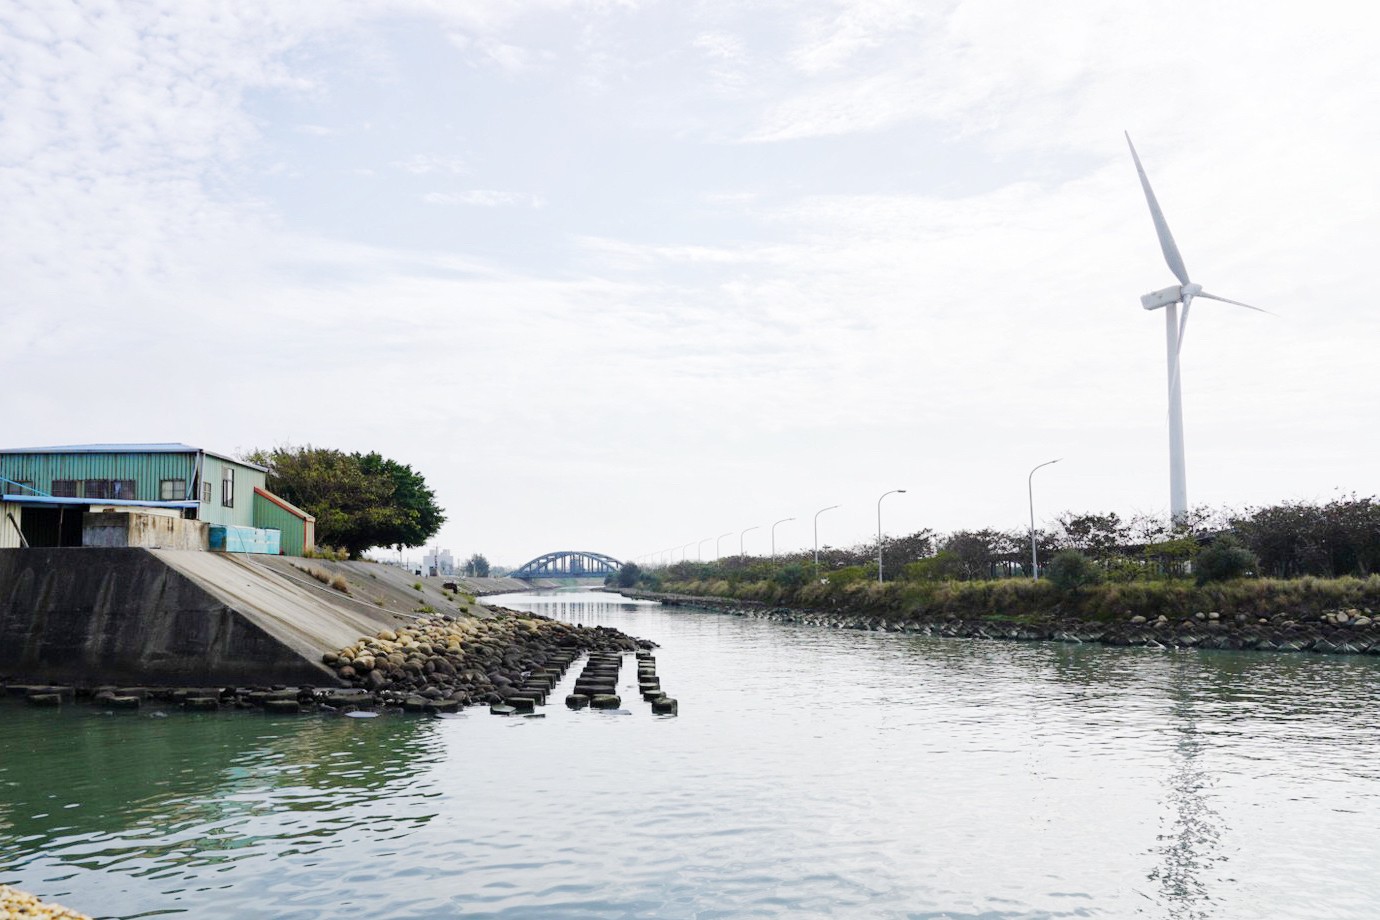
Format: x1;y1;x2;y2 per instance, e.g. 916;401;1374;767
0;449;265;529
252;490;313;557
0;451;198;502
198;455;264;528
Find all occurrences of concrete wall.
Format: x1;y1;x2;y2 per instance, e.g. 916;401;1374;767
83;511;210;551
0;548;368;686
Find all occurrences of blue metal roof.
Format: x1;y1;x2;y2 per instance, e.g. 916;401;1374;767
0;443;267;472
0;495;200;509
2;443;200;454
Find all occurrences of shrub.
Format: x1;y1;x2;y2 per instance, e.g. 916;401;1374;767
901;551;965;582
616;563;640;589
825;565;870;587
773;563;808;589
412;582;423;591
1195;535;1258;585
1047;550;1103;591
329;573;350;594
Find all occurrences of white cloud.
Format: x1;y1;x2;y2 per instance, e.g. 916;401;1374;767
422;190;546;207
394;154;468;175
1;0;1377;563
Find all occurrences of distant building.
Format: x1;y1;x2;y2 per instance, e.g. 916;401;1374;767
423;548;454;577
0;443;314;555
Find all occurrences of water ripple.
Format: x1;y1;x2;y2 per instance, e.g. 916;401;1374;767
3;593;1380;918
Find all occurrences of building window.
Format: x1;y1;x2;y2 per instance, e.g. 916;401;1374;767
160;479;188;501
111;480;136;500
4;480;33;496
52;480;77;498
83;479;113;499
222;467;235;508
202;481;211;503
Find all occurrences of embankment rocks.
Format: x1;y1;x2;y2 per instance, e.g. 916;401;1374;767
636;591;1380;656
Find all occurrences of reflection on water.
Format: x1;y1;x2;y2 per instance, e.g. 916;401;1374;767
1;589;1379;919
1146;671;1225;920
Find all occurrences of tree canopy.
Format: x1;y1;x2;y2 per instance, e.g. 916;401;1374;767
246;445;445;558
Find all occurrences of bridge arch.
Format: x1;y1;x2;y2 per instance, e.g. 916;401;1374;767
510;550;623;579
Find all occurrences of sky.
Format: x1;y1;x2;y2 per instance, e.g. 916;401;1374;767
3;0;1378;569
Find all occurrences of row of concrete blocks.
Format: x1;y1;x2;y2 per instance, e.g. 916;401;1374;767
564;650;626;710
487;648;582;716
6;682;448;715
633;649;678;716
558;649;678;716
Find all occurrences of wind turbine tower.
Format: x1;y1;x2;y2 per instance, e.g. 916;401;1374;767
1126;133;1268;524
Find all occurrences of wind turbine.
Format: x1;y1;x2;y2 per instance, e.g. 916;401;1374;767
1126;132;1268;525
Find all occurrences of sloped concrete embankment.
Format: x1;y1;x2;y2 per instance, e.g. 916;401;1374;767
0;548;399;687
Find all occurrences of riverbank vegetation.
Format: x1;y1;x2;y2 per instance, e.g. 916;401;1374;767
615;496;1380;623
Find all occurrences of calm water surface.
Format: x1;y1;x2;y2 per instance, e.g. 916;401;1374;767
3;590;1380;919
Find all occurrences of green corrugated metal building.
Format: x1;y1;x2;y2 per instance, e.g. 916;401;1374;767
252;487;316;558
0;443;313;555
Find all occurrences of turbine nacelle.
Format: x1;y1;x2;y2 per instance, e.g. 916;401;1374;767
1140;282;1203;310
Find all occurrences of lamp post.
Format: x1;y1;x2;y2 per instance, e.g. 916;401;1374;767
698;537;712;561
715;532;733;560
1027;458;1061;580
814;505;839;579
771;517;795;563
740;525;759;557
681;541;695;563
877;489;907;583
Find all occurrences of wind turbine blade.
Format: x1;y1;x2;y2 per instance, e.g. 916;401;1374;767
1195;290;1275;315
1126;132;1191;286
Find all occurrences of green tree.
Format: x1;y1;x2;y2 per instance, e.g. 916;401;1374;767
615;562;641;589
1194;534;1257;585
1047;549;1103;591
1056;512;1128;561
247;445;445;558
465;553;491;577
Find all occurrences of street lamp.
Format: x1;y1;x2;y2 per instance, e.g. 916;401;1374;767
877;489;907;583
740;525;760;557
1028;458;1061;580
771;517;795;562
698;537;712;561
715;531;733;560
814;505;839;578
681;541;695;563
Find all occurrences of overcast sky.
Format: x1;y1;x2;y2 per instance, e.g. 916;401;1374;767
4;1;1378;567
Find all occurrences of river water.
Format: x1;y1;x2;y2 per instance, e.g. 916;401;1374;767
2;590;1379;919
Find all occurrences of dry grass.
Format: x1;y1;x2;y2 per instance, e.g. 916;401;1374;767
662;573;1380;623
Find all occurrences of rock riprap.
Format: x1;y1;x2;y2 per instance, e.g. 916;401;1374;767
325;611;650;709
0;885;92;919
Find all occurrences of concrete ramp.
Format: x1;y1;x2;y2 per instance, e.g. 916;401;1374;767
0;548;399;687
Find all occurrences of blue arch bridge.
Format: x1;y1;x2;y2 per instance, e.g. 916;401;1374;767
510;550;623;580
